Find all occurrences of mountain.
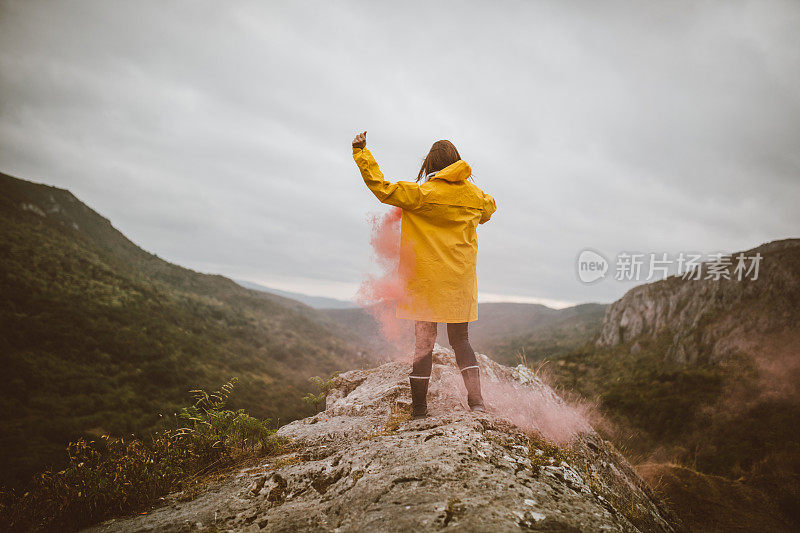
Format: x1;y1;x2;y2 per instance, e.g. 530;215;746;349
4;169;796;529
85;347;681;532
468;302;607;364
321;302;607;366
234;279;358;309
0;173;374;489
596;238;800;365
551;238;800;529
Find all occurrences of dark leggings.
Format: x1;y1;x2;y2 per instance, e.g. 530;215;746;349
411;321;478;377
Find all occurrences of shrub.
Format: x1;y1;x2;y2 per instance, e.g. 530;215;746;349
302;372;341;411
0;379;289;532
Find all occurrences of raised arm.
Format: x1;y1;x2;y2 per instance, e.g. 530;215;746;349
352;131;422;211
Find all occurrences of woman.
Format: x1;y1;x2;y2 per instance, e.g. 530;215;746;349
352;131;497;418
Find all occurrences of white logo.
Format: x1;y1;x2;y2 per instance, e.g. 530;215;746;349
577;249;608;283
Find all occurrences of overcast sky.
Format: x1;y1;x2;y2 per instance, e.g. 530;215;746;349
1;1;798;307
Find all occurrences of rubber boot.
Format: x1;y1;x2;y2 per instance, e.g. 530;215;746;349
409;376;430;419
460;366;485;412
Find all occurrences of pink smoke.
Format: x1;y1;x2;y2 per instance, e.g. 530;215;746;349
355;208;412;347
438;368;596;444
483;380;594;444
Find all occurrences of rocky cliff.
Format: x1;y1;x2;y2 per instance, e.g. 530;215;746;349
87;347;680;532
596;238;800;364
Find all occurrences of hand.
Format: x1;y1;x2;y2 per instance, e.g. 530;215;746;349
352;130;367;149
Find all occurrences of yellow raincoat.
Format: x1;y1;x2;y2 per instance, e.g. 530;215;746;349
353;147;496;323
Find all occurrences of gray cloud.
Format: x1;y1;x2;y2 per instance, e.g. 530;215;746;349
2;0;798;306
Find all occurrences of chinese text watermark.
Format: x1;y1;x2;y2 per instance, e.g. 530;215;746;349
576;250;762;284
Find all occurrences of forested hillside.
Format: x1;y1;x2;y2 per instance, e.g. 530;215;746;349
0;173;371;489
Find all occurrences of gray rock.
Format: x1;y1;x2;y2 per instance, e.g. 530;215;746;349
84;347;681;532
596;239;800;364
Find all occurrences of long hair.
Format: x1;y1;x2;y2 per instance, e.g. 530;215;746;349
416;140;470;182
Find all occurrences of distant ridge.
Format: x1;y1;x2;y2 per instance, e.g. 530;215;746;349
321;301;608;365
235;279;358;309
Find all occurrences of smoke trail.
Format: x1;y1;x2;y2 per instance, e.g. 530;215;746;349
355;207;412;347
436;365;595;444
481;380;595;444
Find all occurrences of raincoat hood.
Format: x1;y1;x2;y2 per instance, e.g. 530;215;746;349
430;160;472;182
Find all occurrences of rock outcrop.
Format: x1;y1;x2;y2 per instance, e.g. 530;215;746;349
87;347;680;532
596;239;800;364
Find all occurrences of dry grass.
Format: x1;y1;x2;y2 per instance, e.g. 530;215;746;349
365;403;412;439
526;432;577;472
